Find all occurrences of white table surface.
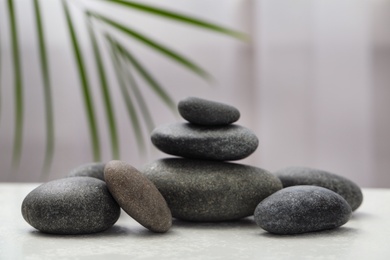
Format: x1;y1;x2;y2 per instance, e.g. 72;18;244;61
1;183;389;260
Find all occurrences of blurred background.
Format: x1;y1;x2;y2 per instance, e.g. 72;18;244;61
0;0;389;187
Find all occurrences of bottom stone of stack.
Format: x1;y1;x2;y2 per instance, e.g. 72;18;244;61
141;158;282;222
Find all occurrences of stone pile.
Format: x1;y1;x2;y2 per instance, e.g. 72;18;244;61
21;96;364;236
143;97;283;221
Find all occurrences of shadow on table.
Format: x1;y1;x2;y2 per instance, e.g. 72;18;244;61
172;217;257;230
258;226;359;239
28;224;134;239
350;211;375;221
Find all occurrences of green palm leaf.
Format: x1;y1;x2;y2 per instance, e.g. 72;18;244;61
86;18;120;160
105;34;145;152
117;47;155;133
33;0;55;178
100;0;248;40
88;11;211;80
7;0;24;172
112;38;176;112
62;0;101;161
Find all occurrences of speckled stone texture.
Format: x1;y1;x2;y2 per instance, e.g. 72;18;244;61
67;162;106;181
274;166;363;211
141;158;283;222
21;177;120;235
254;186;352;235
178;96;240;126
151;123;259;161
104;160;172;233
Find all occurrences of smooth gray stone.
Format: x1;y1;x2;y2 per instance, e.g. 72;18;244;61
178;96;240;125
274;166;363;211
141;158;283;222
67;162;105;181
151;123;259;161
21;177;120;235
254;186;352;235
105;160;172;233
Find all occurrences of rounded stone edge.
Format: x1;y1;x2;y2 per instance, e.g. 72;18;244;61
21;177;121;235
274;166;363;211
254;185;352;235
104;160;172;233
178;96;241;126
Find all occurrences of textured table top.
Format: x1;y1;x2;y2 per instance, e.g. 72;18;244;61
1;183;389;260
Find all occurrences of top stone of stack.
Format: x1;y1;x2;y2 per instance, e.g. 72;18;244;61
178;97;240;126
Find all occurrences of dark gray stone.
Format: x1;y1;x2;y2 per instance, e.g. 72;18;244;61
21;177;120;235
254;186;352;235
178;96;240;125
141;158;283;222
151;123;259;161
274;167;363;211
67;162;105;181
104;160;172;233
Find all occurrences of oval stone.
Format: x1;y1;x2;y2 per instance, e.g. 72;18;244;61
67;162;106;181
104;160;172;233
274;167;363;211
254;186;352;235
141;158;283;222
151;123;259;161
21;177;120;235
178;96;240;125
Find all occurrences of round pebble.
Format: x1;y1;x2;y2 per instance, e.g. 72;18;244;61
178;96;240;125
274;166;363;211
254;186;352;235
104;160;172;233
67;162;106;181
21;177;120;235
141;158;283;222
151;123;259;161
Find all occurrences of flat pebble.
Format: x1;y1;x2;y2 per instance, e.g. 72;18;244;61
67;162;105;181
274;167;363;211
141;158;283;222
151;123;259;161
254;186;352;235
21;177;120;235
104;160;172;233
178;96;240;125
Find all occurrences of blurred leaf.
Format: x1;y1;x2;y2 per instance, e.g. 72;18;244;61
88;11;211;80
101;0;248;40
33;0;55;178
86;18;120;160
7;0;24;172
62;0;101;161
105;34;145;152
112;38;176;112
116;46;155;133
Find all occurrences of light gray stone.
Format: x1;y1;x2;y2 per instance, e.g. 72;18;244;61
254;186;352;235
21;177;120;235
104;160;172;233
67;162;105;181
274;166;363;211
151;123;259;161
178;96;240;125
141;158;283;222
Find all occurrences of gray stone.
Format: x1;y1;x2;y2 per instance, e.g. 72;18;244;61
151;123;259;161
178;96;240;125
141;158;283;222
254;186;352;235
67;162;105;181
21;177;120;235
104;160;172;233
274;166;363;211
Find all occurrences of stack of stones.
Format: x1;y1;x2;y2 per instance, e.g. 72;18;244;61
20;96;364;236
142;97;283;221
